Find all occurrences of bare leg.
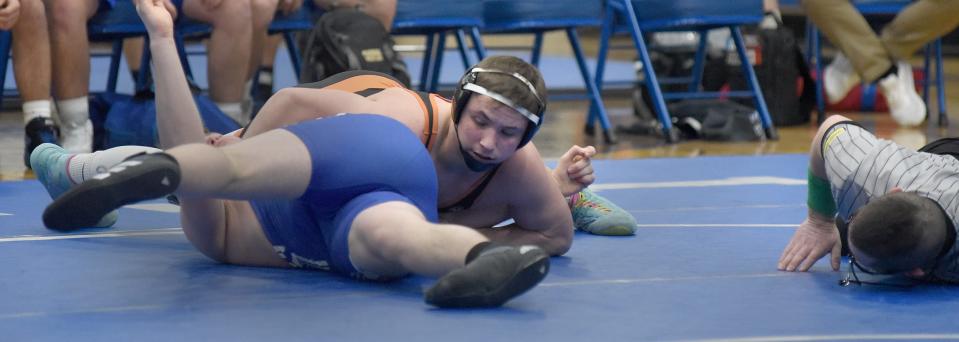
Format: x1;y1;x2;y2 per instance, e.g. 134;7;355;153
45;0;99;153
12;0;52;106
182;0;252;103
123;37;145;74
260;34;282;70
348;201;487;278
45;0;98;100
248;0;278;80
166;130;311;200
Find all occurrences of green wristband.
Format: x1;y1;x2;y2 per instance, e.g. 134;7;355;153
807;169;836;217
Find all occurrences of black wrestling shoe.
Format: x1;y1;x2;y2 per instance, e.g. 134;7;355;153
42;152;180;231
23;117;59;168
425;245;550;308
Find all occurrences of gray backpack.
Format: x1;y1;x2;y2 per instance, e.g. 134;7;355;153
299;7;410;87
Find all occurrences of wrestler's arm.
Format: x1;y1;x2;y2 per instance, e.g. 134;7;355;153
244;88;423;138
778;114;851;272
479;146;574;256
244;88;379;137
136;0;206;149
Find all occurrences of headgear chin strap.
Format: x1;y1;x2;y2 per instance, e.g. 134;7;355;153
456;133;498;172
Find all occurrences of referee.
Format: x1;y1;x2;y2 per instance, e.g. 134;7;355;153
778;115;959;283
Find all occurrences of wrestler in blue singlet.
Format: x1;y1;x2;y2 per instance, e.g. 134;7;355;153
250;114;439;279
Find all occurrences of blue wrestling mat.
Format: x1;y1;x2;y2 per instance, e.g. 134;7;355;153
3;155;959;341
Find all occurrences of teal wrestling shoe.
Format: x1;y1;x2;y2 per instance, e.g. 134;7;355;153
571;188;637;236
31;143;118;228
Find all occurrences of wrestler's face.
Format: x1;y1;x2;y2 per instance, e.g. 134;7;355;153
457;95;529;164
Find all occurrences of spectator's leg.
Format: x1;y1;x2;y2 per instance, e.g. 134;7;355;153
46;0;100;153
879;0;959;62
801;0;892;82
182;0;253;124
14;0;57;167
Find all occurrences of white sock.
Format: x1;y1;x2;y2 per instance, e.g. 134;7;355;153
257;70;273;85
55;97;90;126
216;101;245;125
67;145;162;184
23;100;53;124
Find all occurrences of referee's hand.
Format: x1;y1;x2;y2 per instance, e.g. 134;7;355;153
778;215;841;272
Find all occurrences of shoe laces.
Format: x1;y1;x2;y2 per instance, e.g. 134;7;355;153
571;190;613;225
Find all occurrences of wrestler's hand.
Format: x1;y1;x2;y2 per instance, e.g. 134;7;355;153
778;214;841;272
0;0;21;30
552;145;596;197
278;0;303;15
205;132;241;147
162;0;178;20
135;0;175;39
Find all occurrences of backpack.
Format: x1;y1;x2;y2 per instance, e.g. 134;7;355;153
299;7;411;87
90;88;240;149
753;24;815;126
721;23;815;127
667;99;765;142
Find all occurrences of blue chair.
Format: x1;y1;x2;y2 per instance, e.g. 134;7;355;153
0;30;13;103
596;0;777;142
392;1;486;91
805;0;947;126
86;0;152;93
482;0;616;144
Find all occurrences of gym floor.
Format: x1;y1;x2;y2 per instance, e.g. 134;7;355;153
1;32;959;340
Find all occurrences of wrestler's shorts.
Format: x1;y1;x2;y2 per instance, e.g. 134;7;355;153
249;114;439;279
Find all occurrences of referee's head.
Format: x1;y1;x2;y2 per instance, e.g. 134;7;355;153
848;190;952;277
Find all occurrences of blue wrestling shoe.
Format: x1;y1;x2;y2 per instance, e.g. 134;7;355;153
31;143;118;229
571;188;637;236
425;245;549;308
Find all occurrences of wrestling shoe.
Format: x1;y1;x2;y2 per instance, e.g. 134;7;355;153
425;245;550;308
43;152;180;231
823;53;860;104
571;188;637;236
30;143;118;228
23;117;59;168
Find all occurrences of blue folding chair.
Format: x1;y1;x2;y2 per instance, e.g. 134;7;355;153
482;0;616;144
805;0;948;126
86;0;152;93
0;30;13;103
392;1;486;92
596;0;777;142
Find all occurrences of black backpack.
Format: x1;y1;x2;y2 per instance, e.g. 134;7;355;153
752;24;815;126
706;23;815;127
299;7;411;87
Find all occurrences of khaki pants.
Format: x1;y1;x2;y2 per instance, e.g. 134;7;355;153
802;0;959;82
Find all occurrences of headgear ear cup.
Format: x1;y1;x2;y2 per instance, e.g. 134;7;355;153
451;67;477;125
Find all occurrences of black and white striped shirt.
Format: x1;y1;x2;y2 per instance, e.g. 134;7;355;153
822;123;959;281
